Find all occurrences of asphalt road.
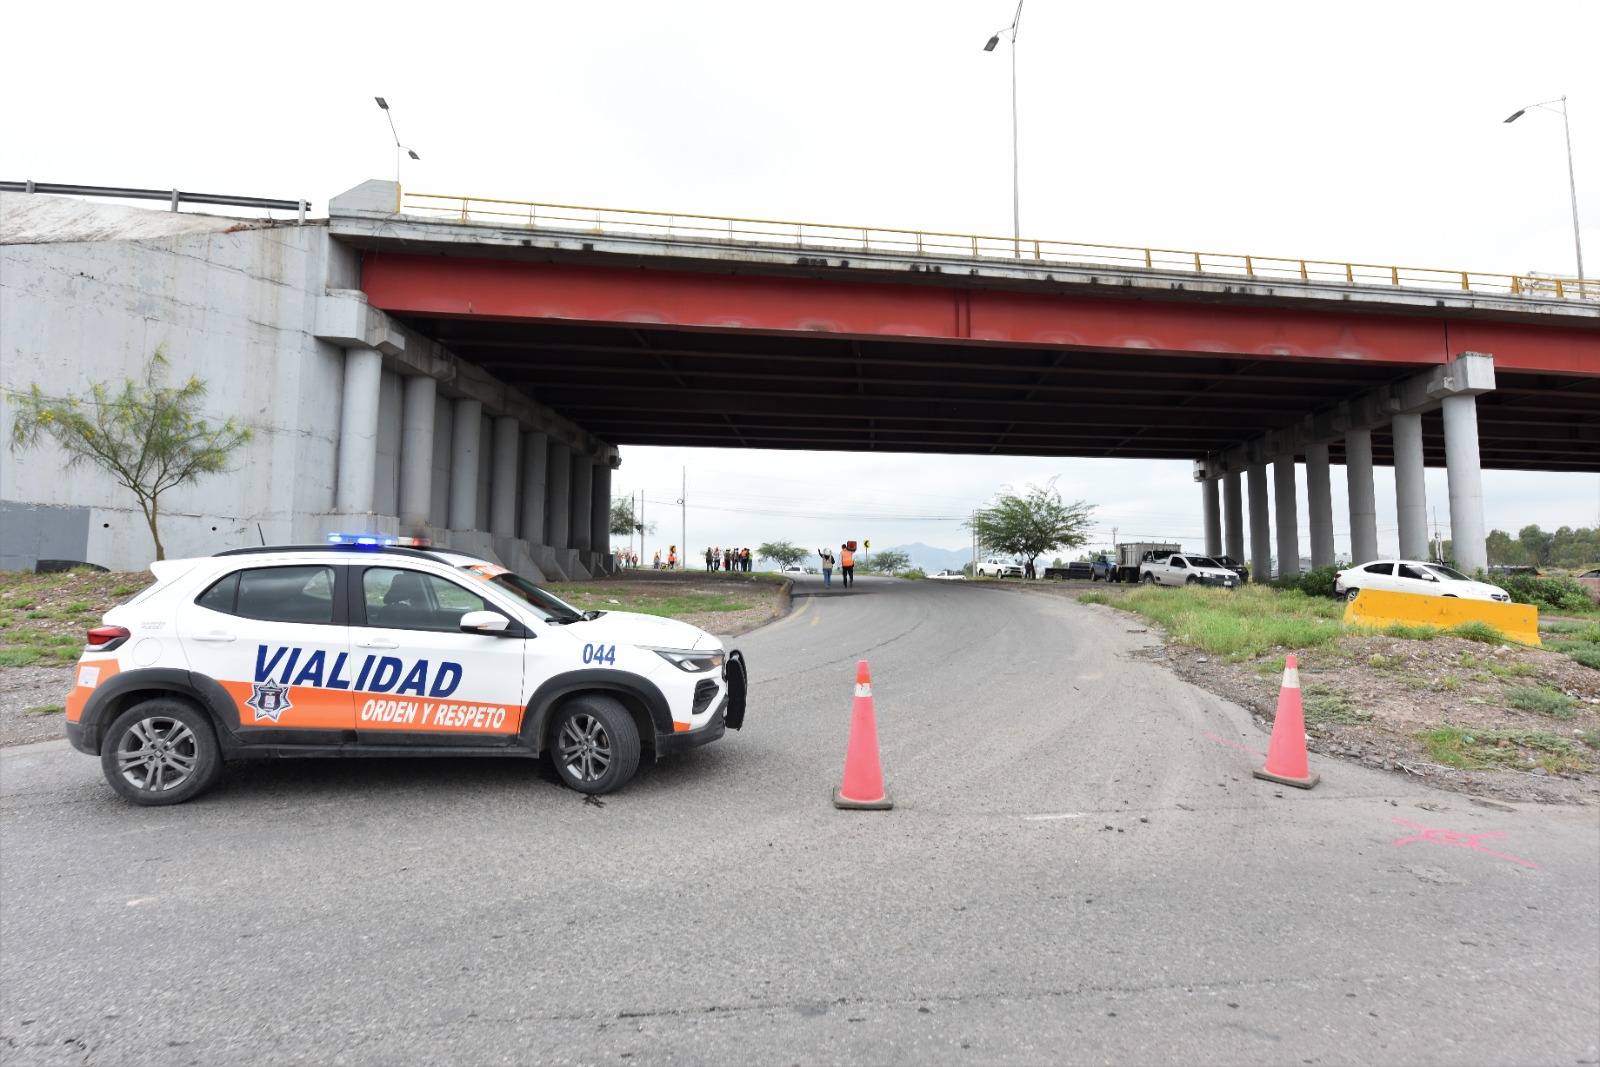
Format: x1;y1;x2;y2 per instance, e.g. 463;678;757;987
3;575;1597;1066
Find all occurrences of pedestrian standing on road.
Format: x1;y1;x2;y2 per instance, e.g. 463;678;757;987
653;550;661;570
839;543;855;588
818;547;835;587
742;548;752;572
706;547;714;572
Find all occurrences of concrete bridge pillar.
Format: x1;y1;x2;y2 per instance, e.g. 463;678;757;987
570;453;593;553
1442;394;1488;573
591;463;613;573
1223;470;1244;564
489;416;520;538
398;373;436;530
448;399;482;531
1305;442;1334;568
1247;463;1271;581
546;441;572;549
1344;428;1378;565
334;347;383;515
1392;413;1428;559
1274;457;1301;579
520;430;549;543
1200;478;1222;557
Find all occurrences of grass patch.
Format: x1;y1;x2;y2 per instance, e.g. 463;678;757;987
1447;620;1508;645
1552;644;1600;670
545;582;765;620
24;704;64;716
1104;585;1344;662
1380;623;1438;640
1420;726;1594;773
1503;686;1580;718
1302;684;1370;724
1367;653;1405;670
1078;593;1110;606
0;648;43;667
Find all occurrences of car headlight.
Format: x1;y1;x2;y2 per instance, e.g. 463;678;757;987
651;649;725;673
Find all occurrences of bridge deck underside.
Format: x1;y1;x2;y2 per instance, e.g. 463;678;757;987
400;316;1599;472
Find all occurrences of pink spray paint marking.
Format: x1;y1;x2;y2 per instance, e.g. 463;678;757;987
1390;818;1538;869
1206;732;1266;759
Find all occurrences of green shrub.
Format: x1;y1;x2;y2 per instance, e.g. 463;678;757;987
1498;574;1594;613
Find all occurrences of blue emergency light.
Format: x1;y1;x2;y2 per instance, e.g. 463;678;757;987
326;532;396;548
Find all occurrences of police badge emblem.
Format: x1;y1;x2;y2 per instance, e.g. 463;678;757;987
245;680;293;723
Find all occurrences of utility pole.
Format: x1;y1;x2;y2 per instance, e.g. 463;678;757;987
680;467;687;572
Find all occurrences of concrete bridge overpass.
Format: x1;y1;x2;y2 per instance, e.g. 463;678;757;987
328;180;1597;575
3;180;1593;577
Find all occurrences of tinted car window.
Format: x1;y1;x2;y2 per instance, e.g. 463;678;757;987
362;567;489;632
209;566;338;624
1363;563;1394;576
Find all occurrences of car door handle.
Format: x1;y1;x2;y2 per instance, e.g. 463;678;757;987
356;638;399;649
192;631;236;642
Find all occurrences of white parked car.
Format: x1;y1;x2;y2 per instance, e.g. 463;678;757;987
1334;560;1511;603
927;569;967;580
1138;554;1241;589
974;557;1024;579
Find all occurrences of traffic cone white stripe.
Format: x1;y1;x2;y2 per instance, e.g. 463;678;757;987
854;683;872;698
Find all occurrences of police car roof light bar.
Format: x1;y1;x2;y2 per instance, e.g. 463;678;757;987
326;532;397;548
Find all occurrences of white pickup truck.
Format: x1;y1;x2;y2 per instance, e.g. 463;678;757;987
1139;553;1242;589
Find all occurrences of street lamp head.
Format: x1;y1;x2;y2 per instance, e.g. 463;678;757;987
1503;109;1525;123
983;34;1000;51
375;97;389;110
406;149;420;160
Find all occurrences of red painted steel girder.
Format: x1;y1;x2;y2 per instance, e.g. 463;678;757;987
361;254;1598;373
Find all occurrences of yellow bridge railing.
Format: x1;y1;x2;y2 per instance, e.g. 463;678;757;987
399;191;1597;303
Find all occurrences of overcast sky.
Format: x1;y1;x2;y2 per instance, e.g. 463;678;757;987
9;0;1597;561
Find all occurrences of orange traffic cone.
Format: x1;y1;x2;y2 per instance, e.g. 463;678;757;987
1253;653;1320;789
834;660;893;810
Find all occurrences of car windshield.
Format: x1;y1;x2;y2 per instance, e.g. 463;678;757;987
453;563;585;621
1187;556;1222;569
1423;564;1472;582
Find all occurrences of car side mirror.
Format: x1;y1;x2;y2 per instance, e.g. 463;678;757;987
459;610;513;635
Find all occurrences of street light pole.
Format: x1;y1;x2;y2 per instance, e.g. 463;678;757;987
375;97;421;188
984;1;1025;258
1504;95;1584;281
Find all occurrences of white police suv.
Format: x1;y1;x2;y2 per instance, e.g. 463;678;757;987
64;540;748;805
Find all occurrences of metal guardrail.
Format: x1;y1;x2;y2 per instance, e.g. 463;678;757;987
400;191;1597;302
2;181;310;220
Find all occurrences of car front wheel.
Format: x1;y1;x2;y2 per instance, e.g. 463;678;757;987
549;694;641;795
1142;573;1156;585
100;698;223;806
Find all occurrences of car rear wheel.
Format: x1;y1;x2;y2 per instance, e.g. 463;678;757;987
100;698;223;806
1186;575;1200;585
1344;587;1361;602
549;694;640;795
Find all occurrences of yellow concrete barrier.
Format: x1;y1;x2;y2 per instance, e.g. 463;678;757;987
1343;589;1542;648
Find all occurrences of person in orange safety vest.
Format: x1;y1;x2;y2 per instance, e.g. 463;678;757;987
839;544;855;588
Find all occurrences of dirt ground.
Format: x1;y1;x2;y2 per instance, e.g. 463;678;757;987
1019;581;1600;806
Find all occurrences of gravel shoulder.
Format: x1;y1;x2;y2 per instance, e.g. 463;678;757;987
1019;579;1600;806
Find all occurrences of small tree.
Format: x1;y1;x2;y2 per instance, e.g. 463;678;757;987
867;548;911;574
6;350;251;561
758;541;809;569
966;478;1094;577
610;496;657;539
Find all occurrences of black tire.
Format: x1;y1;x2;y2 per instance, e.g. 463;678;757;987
548;694;641;795
100;698;223;806
1142;572;1156;585
1344;587;1361;602
1186;575;1200;585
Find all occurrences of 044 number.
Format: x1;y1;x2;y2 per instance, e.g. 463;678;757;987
582;643;617;666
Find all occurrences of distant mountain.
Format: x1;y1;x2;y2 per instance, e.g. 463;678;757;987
875;542;972;573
